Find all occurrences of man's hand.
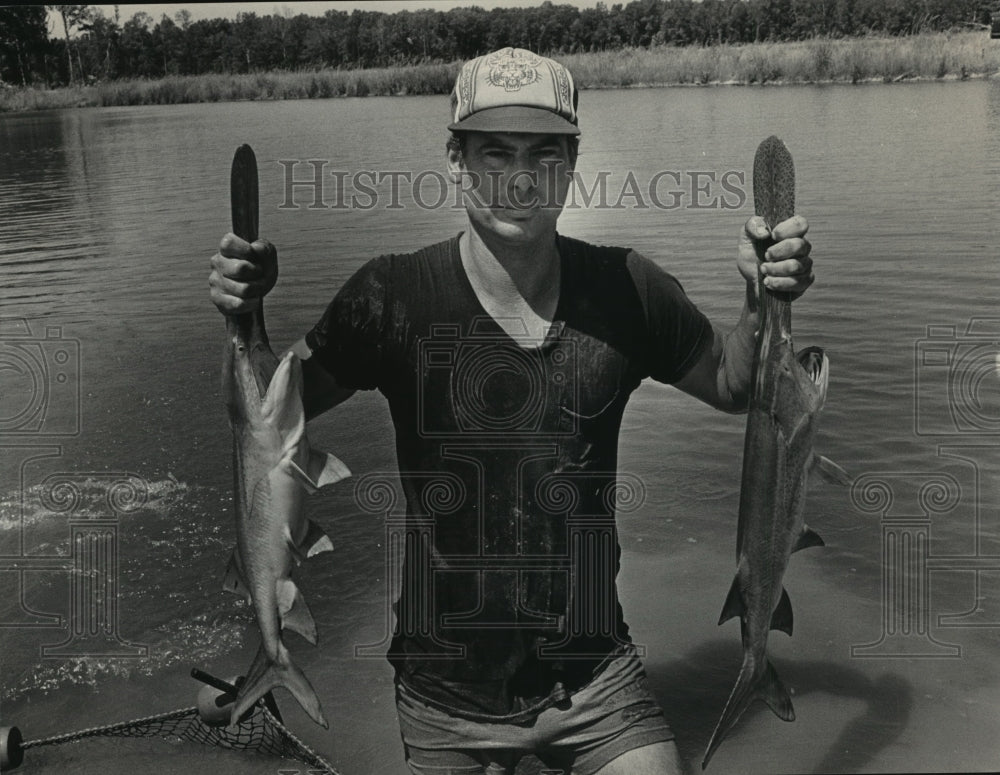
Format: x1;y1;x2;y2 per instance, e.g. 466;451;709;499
209;234;278;315
737;214;814;301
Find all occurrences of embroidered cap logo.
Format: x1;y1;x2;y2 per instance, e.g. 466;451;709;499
487;48;542;92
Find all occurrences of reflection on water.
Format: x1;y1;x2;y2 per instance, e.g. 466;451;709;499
0;114;96;311
643;638;914;775
1;82;998;774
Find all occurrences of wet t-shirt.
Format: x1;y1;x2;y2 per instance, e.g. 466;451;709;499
305;233;711;719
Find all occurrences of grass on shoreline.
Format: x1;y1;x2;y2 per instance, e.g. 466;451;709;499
2;32;997;113
566;30;999;87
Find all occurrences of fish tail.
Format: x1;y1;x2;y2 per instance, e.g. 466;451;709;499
702;657;794;770
229;641;328;729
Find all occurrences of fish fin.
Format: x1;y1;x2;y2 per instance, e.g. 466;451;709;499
813;455;851;486
792;526;825;553
262;353;311;464
276;578;318;645
761;659;795;721
302;519;334;558
309;449;351;489
261;352;303;423
230;642;328;729
284;520;333;565
770;587;794;636
222;551;251;599
285;458;319;495
718;574;746;625
284;524;306;563
284;452;350;495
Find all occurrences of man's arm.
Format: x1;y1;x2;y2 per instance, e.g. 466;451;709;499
674;214;814;412
674;286;757;413
289;338;357;420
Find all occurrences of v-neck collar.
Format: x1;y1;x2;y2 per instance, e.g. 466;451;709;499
450;231;567;349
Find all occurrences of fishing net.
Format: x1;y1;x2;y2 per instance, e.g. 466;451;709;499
16;696;339;774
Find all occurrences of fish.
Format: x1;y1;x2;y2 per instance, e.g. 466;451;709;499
222;144;350;728
702;136;849;769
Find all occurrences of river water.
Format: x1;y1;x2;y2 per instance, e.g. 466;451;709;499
1;81;998;774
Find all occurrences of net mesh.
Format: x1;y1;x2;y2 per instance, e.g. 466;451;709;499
20;702;339;774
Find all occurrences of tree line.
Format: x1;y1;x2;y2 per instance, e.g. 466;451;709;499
0;1;994;87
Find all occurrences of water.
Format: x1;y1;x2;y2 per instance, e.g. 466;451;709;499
1;81;998;774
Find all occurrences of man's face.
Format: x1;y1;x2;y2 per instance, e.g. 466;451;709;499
450;132;576;245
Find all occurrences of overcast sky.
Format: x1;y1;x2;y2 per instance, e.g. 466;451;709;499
51;0;605;29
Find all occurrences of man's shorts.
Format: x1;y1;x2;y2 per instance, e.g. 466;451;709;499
395;644;674;775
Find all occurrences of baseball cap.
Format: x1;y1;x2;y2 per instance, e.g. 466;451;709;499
448;47;580;136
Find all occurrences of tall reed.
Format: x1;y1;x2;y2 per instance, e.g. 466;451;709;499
1;32;996;113
564;32;999;87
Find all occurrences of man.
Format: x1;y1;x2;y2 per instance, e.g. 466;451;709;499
209;47;813;775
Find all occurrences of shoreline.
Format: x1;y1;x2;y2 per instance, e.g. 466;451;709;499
586;68;995;89
1;32;997;114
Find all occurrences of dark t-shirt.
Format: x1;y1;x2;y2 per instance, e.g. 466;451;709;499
305;232;711;720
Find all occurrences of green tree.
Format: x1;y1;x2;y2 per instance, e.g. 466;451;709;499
119;11;155;77
78;8;121;79
446;6;490;59
48;4;91;84
153;14;183;76
0;5;48;85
